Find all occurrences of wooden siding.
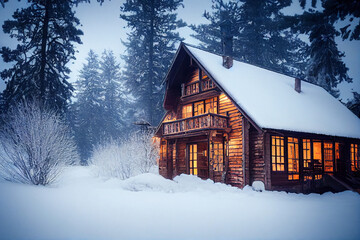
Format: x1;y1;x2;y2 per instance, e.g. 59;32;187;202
249;126;265;184
219;93;244;187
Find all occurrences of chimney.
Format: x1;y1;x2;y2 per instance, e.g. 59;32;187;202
295;78;301;93
222;56;233;69
220;12;233;69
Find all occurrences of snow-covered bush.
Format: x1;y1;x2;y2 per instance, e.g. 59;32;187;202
91;131;159;179
0;101;79;185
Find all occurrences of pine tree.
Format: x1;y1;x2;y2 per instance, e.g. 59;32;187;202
73;50;105;162
100;50;129;139
0;0;83;113
238;0;308;76
289;5;352;97
191;0;307;77
307;16;351;97
190;0;242;56
120;0;185;126
347;92;360;118
299;0;360;41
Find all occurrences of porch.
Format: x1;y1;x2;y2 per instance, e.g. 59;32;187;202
159;133;228;183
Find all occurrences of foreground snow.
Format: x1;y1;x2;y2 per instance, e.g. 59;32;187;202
0;166;359;240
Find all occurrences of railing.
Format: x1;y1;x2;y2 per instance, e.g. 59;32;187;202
163;113;228;135
181;78;216;97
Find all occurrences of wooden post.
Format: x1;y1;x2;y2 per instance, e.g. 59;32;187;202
181;83;185;97
199;68;202;92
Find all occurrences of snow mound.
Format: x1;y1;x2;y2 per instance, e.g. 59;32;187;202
252;181;265;192
121;173;177;192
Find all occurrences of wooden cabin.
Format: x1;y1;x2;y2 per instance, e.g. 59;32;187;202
155;43;360;193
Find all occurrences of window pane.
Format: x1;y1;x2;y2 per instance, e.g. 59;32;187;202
271;136;285;172
288;137;299;180
324;142;333;172
351;144;360;171
194;101;205;116
182;104;192;118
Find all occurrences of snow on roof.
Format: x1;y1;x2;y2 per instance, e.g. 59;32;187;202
185;45;360;139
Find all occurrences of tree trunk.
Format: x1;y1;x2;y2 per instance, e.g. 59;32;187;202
147;0;155;125
39;0;51;106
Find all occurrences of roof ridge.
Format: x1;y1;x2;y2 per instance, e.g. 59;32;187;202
182;42;321;89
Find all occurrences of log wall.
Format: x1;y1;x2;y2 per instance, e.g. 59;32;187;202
249;126;266;184
219;93;244;187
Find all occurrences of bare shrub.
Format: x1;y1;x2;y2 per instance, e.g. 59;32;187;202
91;131;159;179
0;101;79;185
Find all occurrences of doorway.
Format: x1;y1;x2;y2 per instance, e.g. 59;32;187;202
187;142;208;179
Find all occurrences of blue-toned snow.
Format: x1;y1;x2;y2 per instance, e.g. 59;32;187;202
0;166;359;240
186;45;360;139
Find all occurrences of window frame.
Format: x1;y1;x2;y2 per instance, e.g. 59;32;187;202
287;137;300;180
351;143;360;172
210;141;224;172
181;97;219;119
271;136;285;172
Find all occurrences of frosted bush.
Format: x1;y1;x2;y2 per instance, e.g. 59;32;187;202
91;131;159;179
0;101;79;185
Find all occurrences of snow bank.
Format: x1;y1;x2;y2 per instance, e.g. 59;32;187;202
0;166;359;240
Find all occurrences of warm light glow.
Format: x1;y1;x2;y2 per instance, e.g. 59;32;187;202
271;136;284;172
182;104;192;118
324;142;334;172
160;141;167;162
211;142;224;171
303;139;311;168
313;141;322;163
351;144;359;171
194;101;204;116
189;144;198;176
205;97;218;114
287;137;299;180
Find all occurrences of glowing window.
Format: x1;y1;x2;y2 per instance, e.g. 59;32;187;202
194;101;205;116
271;136;285;172
313;141;322;167
287;137;299;180
160;141;167;162
189;144;198;175
351;144;359;171
324;142;334;173
182;104;192;119
303;139;311;169
211;142;223;172
205;97;218;114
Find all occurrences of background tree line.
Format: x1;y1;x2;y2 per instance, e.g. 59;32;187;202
0;0;359;169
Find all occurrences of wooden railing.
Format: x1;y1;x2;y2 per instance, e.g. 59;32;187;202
181;78;216;97
163;113;228;135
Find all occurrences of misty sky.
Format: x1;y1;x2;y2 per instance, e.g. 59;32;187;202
0;0;359;101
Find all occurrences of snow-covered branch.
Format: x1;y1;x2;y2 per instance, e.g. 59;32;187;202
0;101;79;185
91;131;159;179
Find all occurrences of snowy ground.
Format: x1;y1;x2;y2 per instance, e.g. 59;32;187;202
0;166;359;240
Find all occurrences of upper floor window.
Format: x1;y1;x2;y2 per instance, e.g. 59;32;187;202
271;136;285;172
351;144;359;171
182;104;192;119
205;97;218;114
194;101;204;116
181;97;219;119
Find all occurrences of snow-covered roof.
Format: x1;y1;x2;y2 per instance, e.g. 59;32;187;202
185;45;360;139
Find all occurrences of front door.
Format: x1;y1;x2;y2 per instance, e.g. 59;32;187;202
187;142;209;179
